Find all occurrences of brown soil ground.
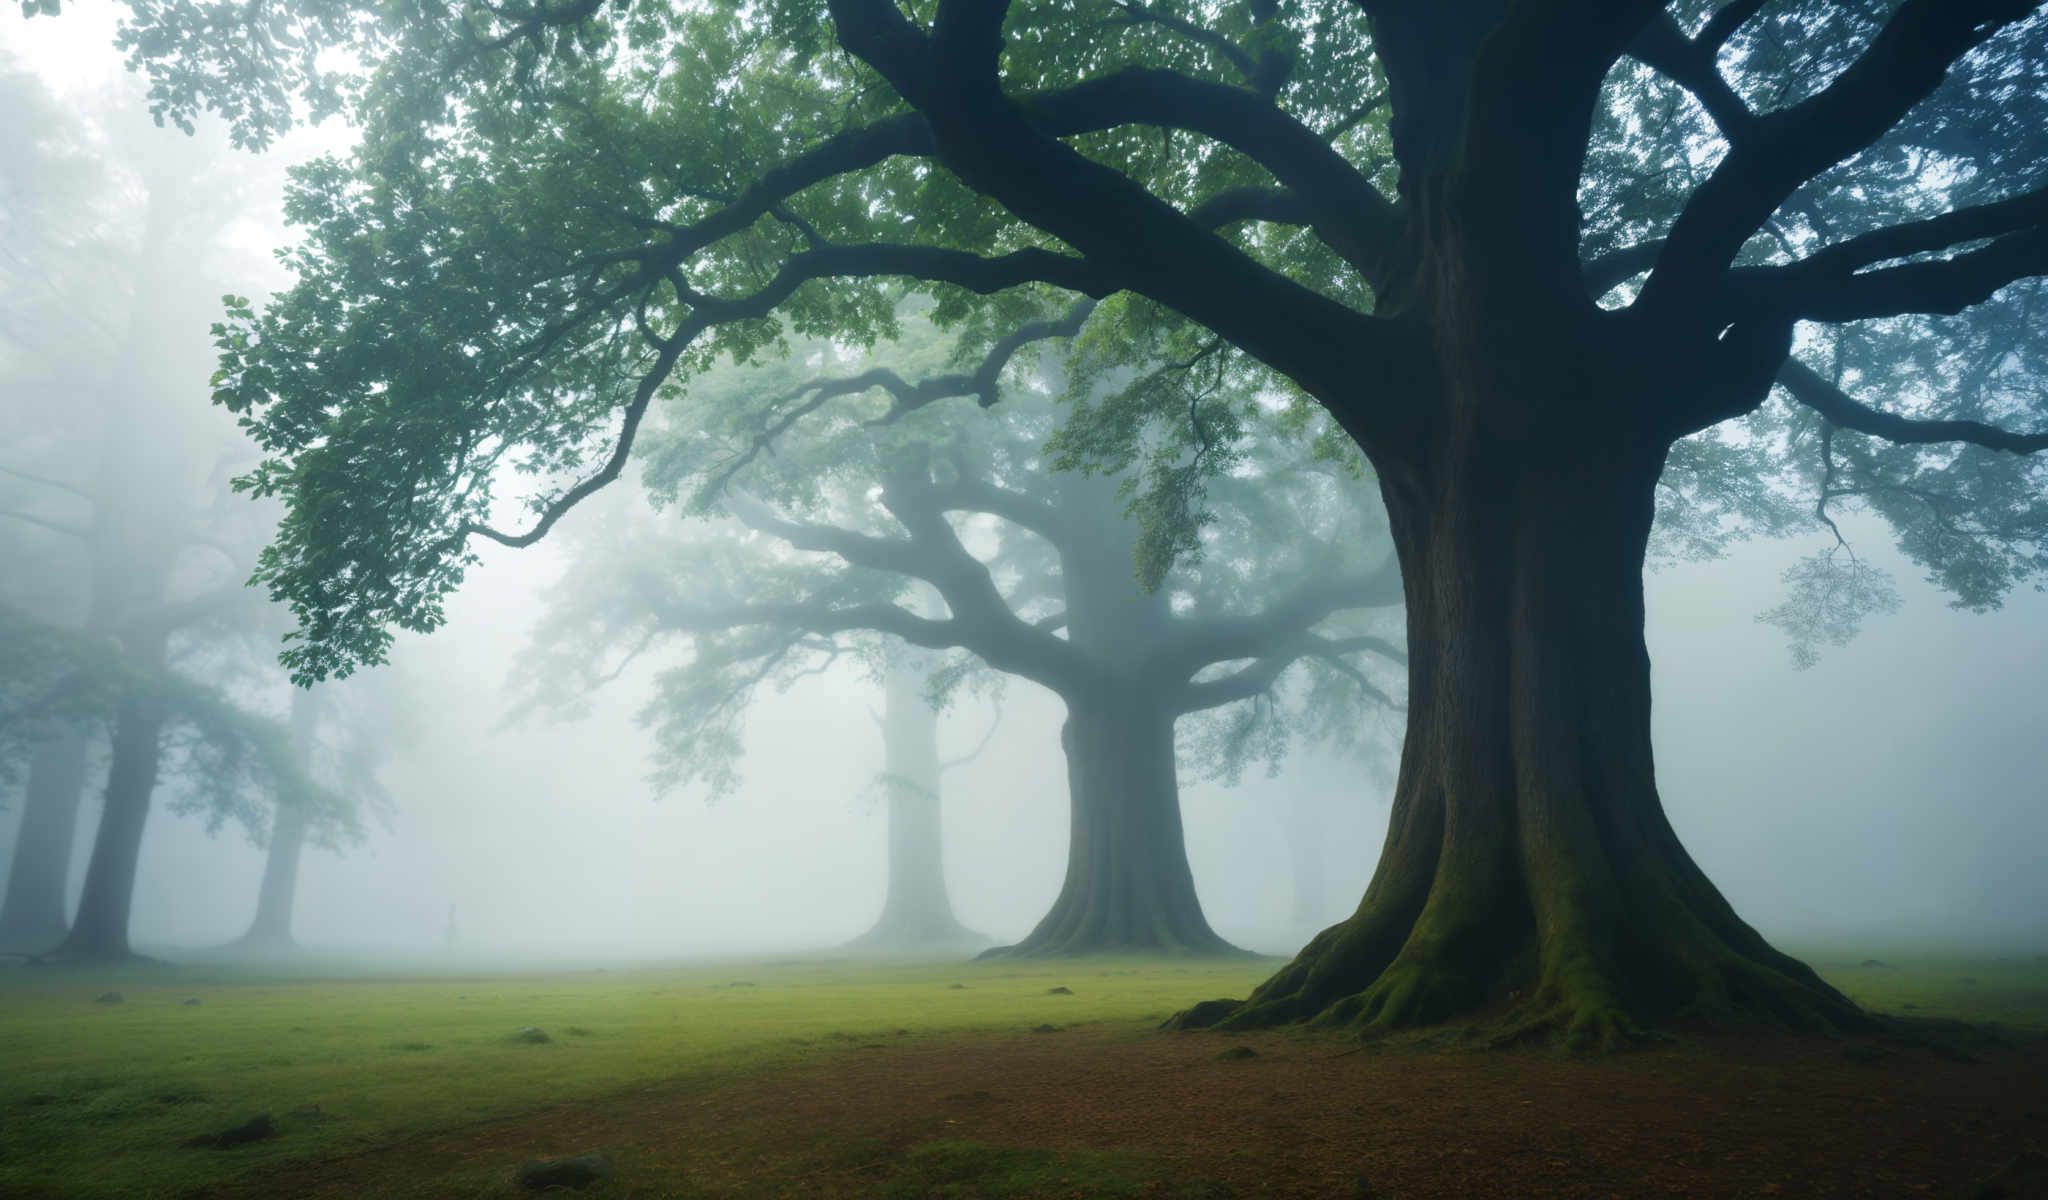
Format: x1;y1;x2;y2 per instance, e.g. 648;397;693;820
194;1023;2048;1199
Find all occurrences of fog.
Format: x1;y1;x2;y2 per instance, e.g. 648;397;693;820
2;18;2044;974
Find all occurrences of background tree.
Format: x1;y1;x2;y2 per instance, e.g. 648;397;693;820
80;0;2048;1037
519;314;1406;956
841;624;995;953
0;62;347;961
227;680;392;953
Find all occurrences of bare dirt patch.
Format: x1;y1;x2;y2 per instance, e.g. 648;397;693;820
191;1023;2048;1198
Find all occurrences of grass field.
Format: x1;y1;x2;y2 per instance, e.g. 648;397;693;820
1;949;2042;1198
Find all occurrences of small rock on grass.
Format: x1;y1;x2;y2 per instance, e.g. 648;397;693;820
1030;1024;1063;1034
1216;1045;1258;1061
94;991;123;1005
182;998;202;1006
511;1026;552;1044
946;983;966;990
184;1114;276;1150
1045;986;1073;995
1858;959;1891;968
517;1152;616;1191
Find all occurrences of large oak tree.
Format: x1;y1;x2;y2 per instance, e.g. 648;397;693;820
73;0;2048;1038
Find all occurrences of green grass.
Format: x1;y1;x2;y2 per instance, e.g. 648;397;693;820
1795;947;2048;1030
1;950;2042;1198
0;956;1274;1199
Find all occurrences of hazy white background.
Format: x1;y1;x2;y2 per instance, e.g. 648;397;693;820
2;9;2042;964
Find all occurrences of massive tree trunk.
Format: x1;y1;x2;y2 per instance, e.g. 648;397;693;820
53;685;169;962
846;649;985;952
986;683;1238;957
1185;412;1861;1043
0;728;93;951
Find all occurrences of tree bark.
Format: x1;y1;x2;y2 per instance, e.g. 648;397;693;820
0;727;92;952
1183;420;1862;1043
845;647;985;952
53;685;169;962
985;682;1238;957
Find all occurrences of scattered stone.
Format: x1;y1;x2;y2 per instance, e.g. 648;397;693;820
1030;1023;1063;1034
946;983;966;990
185;1113;276;1150
511;1026;552;1044
182;998;202;1006
517;1152;616;1191
728;980;756;988
1046;986;1073;995
287;1104;327;1124
1971;1150;2048;1200
563;1026;593;1037
1352;1174;1376;1196
94;991;123;1005
1857;959;1891;969
1216;1045;1259;1061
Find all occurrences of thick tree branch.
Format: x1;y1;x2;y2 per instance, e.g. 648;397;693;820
463;241;1115;551
1154;552;1403;680
657;598;960;650
832;0;1421;456
1777;359;2048;455
0;508;89;540
1733;226;2048;323
918;478;1073;552
0;462;95;505
1625;11;1756;141
1641;0;2039;324
1584;238;1666;298
1175;631;1402;715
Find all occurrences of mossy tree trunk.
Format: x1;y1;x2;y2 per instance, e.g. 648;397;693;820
0;727;92;952
1193;385;1861;1043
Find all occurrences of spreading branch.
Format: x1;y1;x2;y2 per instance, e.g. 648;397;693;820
1777;359;2048;455
1641;0;2037;323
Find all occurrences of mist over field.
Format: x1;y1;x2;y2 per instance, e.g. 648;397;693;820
6;4;2048;1198
2;16;2045;971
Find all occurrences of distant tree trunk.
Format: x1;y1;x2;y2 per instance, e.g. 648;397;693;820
846;648;984;952
985;683;1238;958
234;691;321;950
238;800;309;949
0;727;93;951
54;683;169;961
1280;789;1326;935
